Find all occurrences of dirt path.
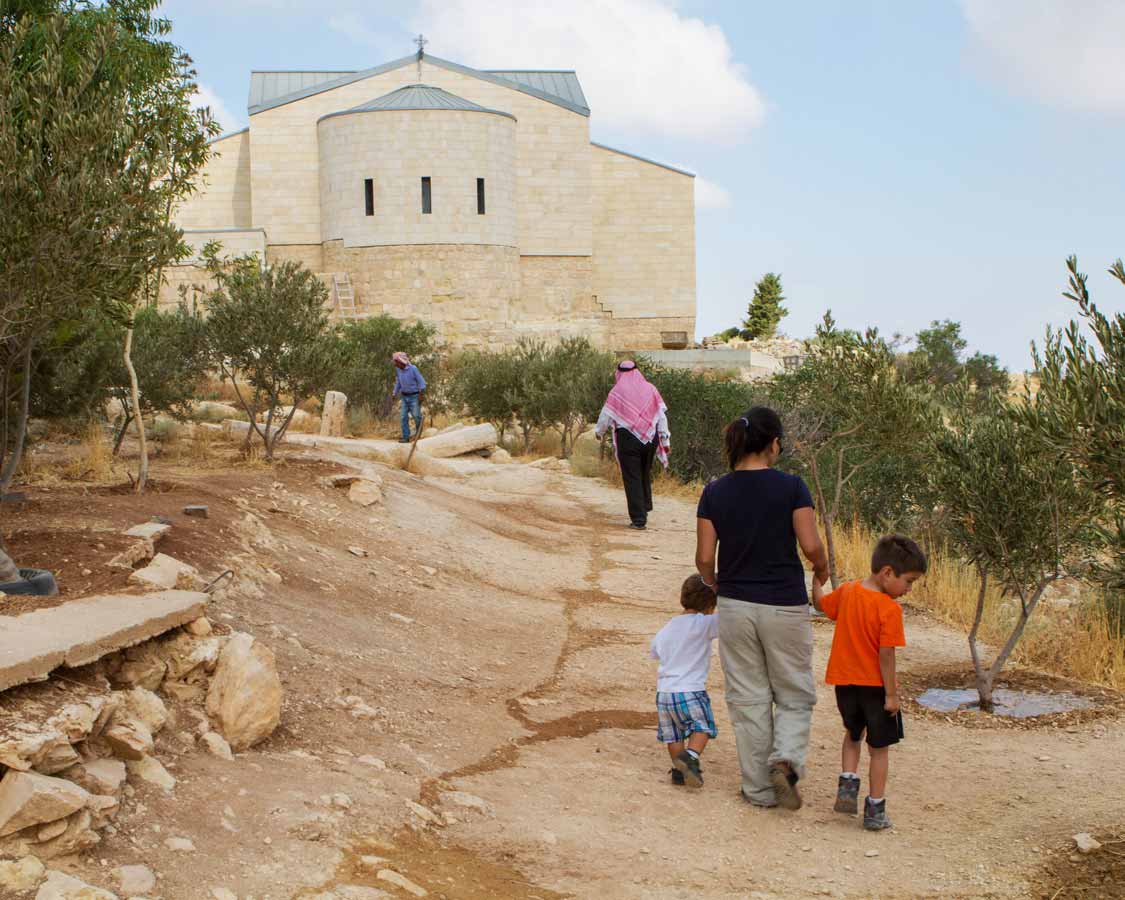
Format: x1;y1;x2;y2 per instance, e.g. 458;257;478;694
19;457;1124;899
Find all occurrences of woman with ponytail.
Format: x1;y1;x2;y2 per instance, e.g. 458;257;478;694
695;406;829;810
594;360;671;530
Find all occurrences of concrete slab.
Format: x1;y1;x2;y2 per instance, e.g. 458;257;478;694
0;590;208;693
123;522;171;542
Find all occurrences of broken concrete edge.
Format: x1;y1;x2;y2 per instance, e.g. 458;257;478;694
0;591;209;694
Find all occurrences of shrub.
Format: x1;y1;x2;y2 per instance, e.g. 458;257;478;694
333;315;441;417
643;365;758;483
203;258;338;459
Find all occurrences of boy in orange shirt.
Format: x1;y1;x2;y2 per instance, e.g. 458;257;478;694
811;535;926;831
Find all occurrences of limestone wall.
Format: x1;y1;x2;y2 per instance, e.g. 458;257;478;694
182;228;265;262
176;130;252;229
322;242;520;349
514;256;610;344
611;316;702;352
318;109;516;248
591;145;696;333
246;59;592;255
265;244;324;272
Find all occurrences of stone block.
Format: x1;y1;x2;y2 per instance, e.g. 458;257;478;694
320;391;348;437
128;554;199;592
0;771;89;837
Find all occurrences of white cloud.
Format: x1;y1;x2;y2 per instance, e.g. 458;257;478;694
405;0;765;143
960;0;1125;114
191;83;241;134
694;175;731;211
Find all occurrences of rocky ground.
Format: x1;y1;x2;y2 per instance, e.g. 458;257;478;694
1;451;1123;899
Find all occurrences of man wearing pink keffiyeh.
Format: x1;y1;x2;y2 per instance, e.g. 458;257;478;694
594;360;671;530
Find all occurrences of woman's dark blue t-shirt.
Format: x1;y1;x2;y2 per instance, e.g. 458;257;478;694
697;468;815;606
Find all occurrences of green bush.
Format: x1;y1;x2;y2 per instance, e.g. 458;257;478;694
643;365;759;483
332;315;441;417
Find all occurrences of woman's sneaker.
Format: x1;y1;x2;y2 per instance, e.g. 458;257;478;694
768;761;802;810
834;775;860;814
863;797;893;830
673;750;704;787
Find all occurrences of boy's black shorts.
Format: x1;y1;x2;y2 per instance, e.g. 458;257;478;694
835;685;901;748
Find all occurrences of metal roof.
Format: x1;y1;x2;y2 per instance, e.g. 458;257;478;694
207;125;249;145
591;141;695;177
247;54;589;117
480;70;588;110
318;84;516;123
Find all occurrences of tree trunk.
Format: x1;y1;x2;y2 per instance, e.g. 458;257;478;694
986;577;1054;689
112;412;134;456
123;322;148;494
968;566;991;711
0;341;33;496
808;454;840;588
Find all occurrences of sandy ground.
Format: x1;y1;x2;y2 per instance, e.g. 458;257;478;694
5;454;1123;899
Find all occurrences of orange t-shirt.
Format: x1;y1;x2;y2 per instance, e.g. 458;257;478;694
821;580;906;686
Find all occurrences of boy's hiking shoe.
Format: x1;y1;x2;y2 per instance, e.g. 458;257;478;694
769;761;802;810
834;775;861;815
863;797;893;831
673;750;704;787
670;768;685;786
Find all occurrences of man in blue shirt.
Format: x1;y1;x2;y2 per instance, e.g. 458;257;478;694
392;352;427;442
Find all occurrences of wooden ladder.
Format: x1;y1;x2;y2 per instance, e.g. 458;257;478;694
332;273;361;322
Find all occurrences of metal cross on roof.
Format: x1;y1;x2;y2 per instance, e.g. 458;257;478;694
414;34;428;57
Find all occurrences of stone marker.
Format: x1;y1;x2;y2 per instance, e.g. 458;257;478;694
0;589;208;693
414;423;497;459
183;504;209;518
0;771;89;837
206;633;283;751
320;391;348;438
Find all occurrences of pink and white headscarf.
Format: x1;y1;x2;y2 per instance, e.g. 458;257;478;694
603;361;669;466
392;352;410;366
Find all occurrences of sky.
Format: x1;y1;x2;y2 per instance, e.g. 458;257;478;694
160;0;1125;370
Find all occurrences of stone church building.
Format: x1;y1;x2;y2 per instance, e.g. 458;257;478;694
169;48;696;350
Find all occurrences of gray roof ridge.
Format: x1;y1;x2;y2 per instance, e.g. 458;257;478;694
248;53;589;117
591;141;695;177
483;68;578;73
317;83;517;123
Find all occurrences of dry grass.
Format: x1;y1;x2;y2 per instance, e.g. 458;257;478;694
20;424;120;485
568;450;704;502
833;522;1125;689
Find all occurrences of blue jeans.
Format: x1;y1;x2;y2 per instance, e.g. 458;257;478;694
400;393;422;441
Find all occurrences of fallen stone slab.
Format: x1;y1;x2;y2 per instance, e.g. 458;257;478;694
0;590;208;693
122;522;171;543
128;554;199;591
35;869;118;899
414;423;497;459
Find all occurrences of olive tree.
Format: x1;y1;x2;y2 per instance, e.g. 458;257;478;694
203;257;338;460
771;313;937;587
1019;257;1125;603
932;397;1102;711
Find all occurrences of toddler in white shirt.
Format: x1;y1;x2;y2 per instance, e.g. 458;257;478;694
649;574;719;787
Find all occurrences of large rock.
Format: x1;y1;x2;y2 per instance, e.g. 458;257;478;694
320;391;347;438
414;423;497;459
120;687;168;735
160;631;220;683
34;869;117;899
99;719;153;761
106;644;166;691
0;855;45;891
205;633;282;751
62;759;126;796
347;478;383;507
127;554;199;591
125;755;175;791
31;743;80;777
33;809;99;859
0;730;70;774
0;771;89;837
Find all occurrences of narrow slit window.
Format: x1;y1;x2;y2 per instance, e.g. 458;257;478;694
363;178;374;216
421;177;432;214
476;178;486;215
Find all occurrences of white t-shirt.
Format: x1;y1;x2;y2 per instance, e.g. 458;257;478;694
649;613;720;693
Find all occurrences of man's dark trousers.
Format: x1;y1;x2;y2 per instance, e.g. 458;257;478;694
615;427;656;527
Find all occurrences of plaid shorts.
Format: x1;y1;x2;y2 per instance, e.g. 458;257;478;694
656;690;718;743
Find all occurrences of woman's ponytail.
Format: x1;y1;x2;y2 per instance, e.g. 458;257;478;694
724;406;783;470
